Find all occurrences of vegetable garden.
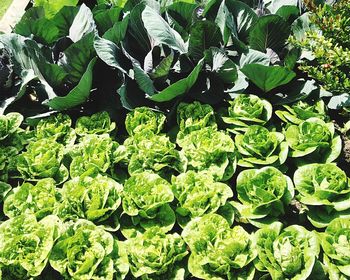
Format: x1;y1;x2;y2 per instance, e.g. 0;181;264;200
0;0;350;279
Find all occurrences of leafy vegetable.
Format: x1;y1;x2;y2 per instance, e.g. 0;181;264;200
177;101;217;137
232;167;294;228
235;125;288;167
171;171;233;227
16;138;68;184
0;214;61;278
121;171;175;238
285;118;341;164
0;113;23;141
275;100;328;124
294;163;350;228
35;113;76;145
57;174;123;229
320;217;350;280
182;213;257;280
69;134;116;177
4;178;59;219
125;227;188;279
254;222;319;280
75;111;116;136
221;94;272;133
178;127;236;181
49;219;128;280
125;107;166;136
126;132;185;177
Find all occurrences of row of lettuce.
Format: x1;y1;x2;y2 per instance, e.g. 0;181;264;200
2;212;349;280
0;96;348;279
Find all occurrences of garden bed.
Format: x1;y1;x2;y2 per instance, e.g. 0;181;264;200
0;0;349;279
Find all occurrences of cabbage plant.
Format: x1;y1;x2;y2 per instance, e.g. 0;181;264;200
235;125;288;167
320;217;350;280
0;112;23;141
16;138;68;184
4;178;59;219
69;134;116;177
0;214;61;278
125;227;188;279
49;219;129;280
231;167;294;228
178;127;236;181
182;213;257;280
121;171;175;238
177;101;217;137
57;174;123;229
254;222;319;280
285;118;341;163
171;171;233;226
275;100;328;124
35;113;76;146
125;107;166;136
294;163;350;228
221;94;272;133
75;111;116;136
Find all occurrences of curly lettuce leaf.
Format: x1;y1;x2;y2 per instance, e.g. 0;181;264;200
0;214;62;278
126;227;188;279
125;107;166;136
235;125;288;168
4;178;59;219
178;127;236;181
182;214;256;280
49;219;128;280
171;171;233;227
75;111;116;136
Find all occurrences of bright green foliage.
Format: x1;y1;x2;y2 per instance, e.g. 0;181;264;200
235;125;288;167
276;100;328;124
57;174;122;228
0;146;18;181
221;94;272;133
231;167;294;228
69;134;116;177
294;163;350;228
16;138;68;183
177;101;217;137
0;112;23;141
178;127;236;181
35;113;76;145
0;0;349;276
291;0;350;98
127;132;185;177
0;214;61;278
320;218;350;280
171;171;233;226
125;227;188;279
34;0;79;18
4;178;58;219
125;107;166;136
254;222;319;280
49;219;129;280
182;213;257;280
121;172;175;238
75;111;116;136
285;118;341;163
